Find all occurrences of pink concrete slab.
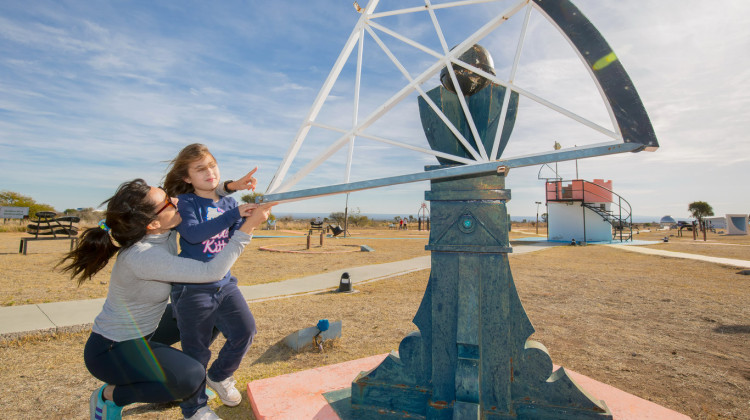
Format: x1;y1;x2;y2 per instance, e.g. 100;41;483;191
247;354;690;420
247;354;388;420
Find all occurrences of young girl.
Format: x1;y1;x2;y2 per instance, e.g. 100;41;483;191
164;143;261;418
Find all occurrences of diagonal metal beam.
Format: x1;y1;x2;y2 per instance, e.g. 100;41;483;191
258;141;640;204
369;0;510;19
491;3;532;160
364;25;483;161
310;121;476;164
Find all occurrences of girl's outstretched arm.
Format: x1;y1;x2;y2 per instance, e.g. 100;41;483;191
216;167;258;196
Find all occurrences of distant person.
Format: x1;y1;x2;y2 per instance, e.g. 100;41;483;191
58;179;273;420
399;218;403;230
164;143;262;418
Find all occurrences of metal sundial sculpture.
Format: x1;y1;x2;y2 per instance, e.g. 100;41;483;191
260;1;659;418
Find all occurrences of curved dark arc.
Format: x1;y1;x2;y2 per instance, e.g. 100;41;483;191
532;0;659;151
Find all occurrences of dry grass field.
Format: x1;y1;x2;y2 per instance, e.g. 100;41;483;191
0;228;432;306
0;225;748;419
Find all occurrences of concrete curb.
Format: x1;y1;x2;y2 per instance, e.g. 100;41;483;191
605;244;750;268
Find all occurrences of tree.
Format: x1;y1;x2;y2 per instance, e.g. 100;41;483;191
688;201;714;224
347;208;370;227
239;192;275;223
329;212;346;224
0;191;55;218
541;213;548;223
64;207;102;224
240;192;264;204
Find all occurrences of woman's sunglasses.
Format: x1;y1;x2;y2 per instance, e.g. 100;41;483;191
155;187;177;215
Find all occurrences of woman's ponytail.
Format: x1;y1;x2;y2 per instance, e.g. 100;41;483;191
59;226;120;286
58;179;156;285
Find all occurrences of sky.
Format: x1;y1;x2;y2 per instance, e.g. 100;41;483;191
1;0;748;221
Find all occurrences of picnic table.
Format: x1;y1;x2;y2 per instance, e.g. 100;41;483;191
19;211;79;255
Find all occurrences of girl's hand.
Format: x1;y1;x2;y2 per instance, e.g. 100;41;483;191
239;203;276;234
228;167;258;192
237;203;258;217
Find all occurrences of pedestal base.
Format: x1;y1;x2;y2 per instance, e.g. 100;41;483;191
247;354;690;420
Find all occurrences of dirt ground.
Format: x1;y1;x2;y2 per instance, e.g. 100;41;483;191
0;226;749;419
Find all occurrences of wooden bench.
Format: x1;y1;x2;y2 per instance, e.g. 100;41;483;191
19;211;80;255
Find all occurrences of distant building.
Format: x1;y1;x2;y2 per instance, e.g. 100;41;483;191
545;179;631;243
659;215;677;227
725;214;749;235
704;216;726;230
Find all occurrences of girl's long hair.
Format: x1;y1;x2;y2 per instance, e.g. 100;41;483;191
163;143;215;197
58;179;157;286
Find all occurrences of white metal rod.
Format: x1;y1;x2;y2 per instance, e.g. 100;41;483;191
364;25;483;161
310;121;476;165
357;132;476;165
509;3;531;82
276;131;355;194
267;1;381;193
346;27;366;184
451;58;621;140
266;28;363;193
368;21;443;60
425;0;489;161
440;0;528;70
412;83;484;161
490;89;513;161
491;3;531;160
275;68;461;194
369;0;506;19
441;58;489;161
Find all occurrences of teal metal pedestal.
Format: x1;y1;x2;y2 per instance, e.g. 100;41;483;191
339;171;612;419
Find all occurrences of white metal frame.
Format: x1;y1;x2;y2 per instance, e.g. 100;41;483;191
265;0;625;199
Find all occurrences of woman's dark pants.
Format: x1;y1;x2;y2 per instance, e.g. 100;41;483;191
83;305;213;408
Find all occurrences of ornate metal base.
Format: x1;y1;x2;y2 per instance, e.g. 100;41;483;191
345;172;612;419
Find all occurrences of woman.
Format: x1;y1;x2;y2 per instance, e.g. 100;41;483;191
58;179;273;420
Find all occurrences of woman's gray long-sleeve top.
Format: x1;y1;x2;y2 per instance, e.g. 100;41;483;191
92;230;251;342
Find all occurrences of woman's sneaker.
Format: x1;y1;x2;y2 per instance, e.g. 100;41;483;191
206;376;241;406
89;385;123;420
205;386;217;400
89;386;106;420
184;405;222;420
